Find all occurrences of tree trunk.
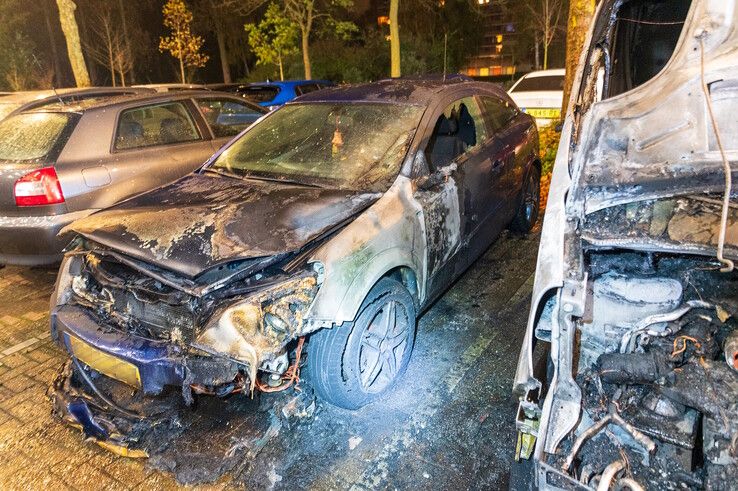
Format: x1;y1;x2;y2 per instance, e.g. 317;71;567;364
389;0;400;78
107;36;116;86
561;0;596;113
116;0;134;83
543;40;549;70
301;28;311;80
44;2;63;87
56;0;91;87
278;53;284;81
534;31;540;70
215;24;231;83
179;54;186;84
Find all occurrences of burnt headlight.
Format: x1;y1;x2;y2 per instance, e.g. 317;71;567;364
194;267;320;386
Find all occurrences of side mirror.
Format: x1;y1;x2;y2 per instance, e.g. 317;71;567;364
416;163;457;191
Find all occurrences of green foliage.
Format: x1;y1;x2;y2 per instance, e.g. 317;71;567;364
245;3;299;79
538;121;562;175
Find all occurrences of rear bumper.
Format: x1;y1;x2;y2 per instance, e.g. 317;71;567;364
51;304;186;394
0;209;95;265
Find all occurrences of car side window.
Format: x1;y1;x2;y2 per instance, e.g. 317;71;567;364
479;96;519;134
115;102;201;150
195;98;262;138
425;97;487;170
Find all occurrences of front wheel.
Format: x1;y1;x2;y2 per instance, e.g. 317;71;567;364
510;166;541;234
306;277;416;409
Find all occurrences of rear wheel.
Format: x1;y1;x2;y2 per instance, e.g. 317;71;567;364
510;166;541;233
307;277;416;409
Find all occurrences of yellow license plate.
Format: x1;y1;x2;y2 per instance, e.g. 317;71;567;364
69;335;141;388
525;108;561;119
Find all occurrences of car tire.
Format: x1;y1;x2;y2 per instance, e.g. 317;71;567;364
306;277;416;410
510;166;541;234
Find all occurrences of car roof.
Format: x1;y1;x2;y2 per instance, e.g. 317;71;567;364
522;69;566;78
250;80;332;88
0;87;152;105
293;78;507;105
21;90;262;114
131;83;210;92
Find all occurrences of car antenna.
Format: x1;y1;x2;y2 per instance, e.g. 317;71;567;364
51;86;65;106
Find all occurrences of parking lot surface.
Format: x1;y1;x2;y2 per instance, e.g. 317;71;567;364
0;230;539;490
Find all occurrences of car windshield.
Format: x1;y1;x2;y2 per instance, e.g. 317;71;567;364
0;112;77;162
209;103;423;192
511;75;564;92
0;103;22;121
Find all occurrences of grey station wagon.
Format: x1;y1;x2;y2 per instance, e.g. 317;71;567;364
0;91;265;266
49;78;540;451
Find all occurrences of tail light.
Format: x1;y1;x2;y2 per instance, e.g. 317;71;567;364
14;166;65;206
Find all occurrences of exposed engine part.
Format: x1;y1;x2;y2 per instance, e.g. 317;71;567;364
562;409;656;473
725;329;738;372
596;460;625;491
550;253;738;490
598;352;672;384
612;477;645;491
579;273;683;369
619;300;712;353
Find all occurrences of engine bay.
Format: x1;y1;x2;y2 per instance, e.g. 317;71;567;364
544;251;737;489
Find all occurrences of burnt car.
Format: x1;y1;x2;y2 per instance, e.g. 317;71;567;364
512;0;737;490
50;78;540;432
0;91;265;266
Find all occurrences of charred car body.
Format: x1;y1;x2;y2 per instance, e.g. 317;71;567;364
49;79;540;445
513;0;738;489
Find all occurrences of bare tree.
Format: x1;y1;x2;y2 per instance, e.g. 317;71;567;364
56;0;91;87
502;0;565;71
528;0;565;70
84;6;118;85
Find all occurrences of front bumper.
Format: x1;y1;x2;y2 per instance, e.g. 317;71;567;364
0;209;95;265
51;304;186;395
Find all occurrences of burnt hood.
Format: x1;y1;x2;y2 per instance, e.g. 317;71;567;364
64;174;381;278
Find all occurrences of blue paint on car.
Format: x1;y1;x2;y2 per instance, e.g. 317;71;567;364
237;80;334;108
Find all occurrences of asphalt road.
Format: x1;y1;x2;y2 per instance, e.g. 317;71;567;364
0;229;539;490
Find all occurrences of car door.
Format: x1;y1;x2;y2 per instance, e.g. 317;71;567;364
101;100;215;206
193;96;264;151
415;95;504;299
478;96;524;204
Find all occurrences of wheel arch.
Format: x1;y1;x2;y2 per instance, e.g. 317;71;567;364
310;247;424;325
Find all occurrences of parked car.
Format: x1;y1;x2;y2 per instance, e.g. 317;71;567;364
512;1;737;490
132;83;211;92
237;80;334;109
508;69;564;127
0;91;265;266
0;87;152;122
49;78;540;448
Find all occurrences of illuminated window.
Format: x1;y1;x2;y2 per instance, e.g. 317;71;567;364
496;44;503;54
477;0;490;4
377;16;389;26
496;34;503;43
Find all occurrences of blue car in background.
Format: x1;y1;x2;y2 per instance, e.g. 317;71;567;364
237;80;334;109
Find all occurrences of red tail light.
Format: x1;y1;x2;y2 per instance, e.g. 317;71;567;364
14;167;65;207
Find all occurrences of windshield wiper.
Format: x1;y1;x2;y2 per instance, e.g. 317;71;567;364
242;174;324;189
201;167;242;180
